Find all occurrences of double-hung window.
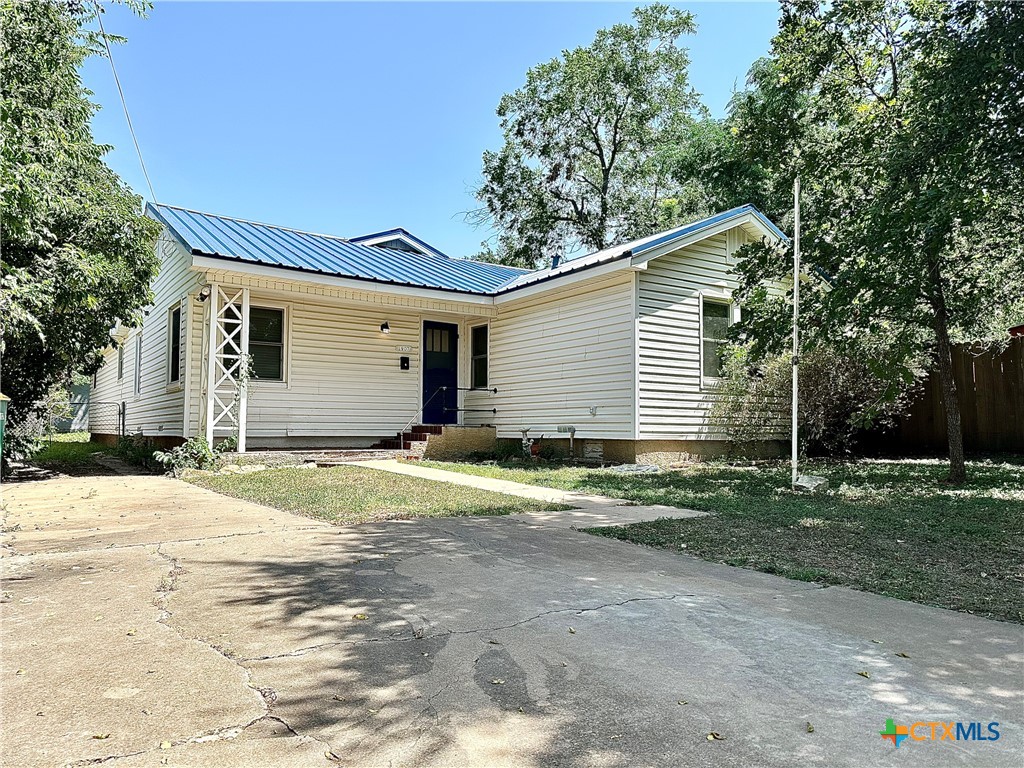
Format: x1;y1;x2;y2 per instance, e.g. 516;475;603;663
470;325;488;389
249;307;285;381
117;346;124;380
701;298;731;380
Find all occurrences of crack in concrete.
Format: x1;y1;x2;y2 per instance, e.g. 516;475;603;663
63;713;341;767
129;547;344;766
238;594;684;663
442;593;685;637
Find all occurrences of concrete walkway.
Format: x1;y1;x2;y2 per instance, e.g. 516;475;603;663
2;471;1021;768
355;459;708;528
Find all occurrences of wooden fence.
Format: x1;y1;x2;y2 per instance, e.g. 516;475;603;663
876;338;1023;453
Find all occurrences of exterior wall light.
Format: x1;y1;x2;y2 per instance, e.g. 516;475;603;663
197;285;212;302
380;321;390;334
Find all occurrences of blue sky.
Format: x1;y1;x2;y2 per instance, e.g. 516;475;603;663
82;2;780;258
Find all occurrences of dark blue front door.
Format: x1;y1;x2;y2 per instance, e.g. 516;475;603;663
423;321;458;424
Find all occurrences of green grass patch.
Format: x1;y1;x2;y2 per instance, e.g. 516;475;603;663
186;465;568;526
32;432;107;468
421;458;1024;623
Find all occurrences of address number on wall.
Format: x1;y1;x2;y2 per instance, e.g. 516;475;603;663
395;345;413;353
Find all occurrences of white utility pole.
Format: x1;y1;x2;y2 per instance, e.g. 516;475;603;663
791;175;801;489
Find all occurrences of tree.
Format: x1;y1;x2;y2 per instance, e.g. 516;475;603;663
0;0;160;460
725;0;1024;482
473;4;704;268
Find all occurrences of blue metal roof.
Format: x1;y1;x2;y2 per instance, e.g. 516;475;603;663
629;204;788;256
496;204;787;292
147;203;527;295
148;203;785;298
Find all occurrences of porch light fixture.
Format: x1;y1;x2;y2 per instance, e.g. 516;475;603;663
197;285;212;302
380;321;390;334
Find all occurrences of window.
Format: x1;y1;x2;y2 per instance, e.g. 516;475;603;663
471;325;488;389
425;327;450;353
168;307;181;383
249;307;284;381
701;299;731;379
133;333;143;395
117;346;124;380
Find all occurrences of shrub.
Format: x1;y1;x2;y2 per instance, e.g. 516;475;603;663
216;434;238;453
536;440;568;462
113;434;159;470
153;435;237;473
153;436;214;473
711;343;922;456
493;439;527;461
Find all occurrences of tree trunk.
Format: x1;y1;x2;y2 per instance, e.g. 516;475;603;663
928;277;966;483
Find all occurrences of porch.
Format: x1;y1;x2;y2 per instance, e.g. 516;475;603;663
194;281;499;452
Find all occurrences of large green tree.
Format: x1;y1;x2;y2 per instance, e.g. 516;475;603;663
473;4;704;268
724;0;1024;481
0;0;160;458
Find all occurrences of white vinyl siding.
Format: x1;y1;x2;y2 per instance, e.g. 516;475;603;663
637;230;745;439
89;232;200;436
244;307;441;439
465;274;636;440
187;270;496;446
243;298;419;441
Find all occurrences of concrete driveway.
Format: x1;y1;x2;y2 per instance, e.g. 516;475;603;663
1;471;1021;767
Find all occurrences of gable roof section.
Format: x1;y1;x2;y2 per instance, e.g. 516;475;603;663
349;228;449;259
147;203;527;295
495;204;787;293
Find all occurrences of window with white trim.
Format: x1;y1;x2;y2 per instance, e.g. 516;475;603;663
168;306;182;383
248;307;285;381
117;346;124;380
701;298;731;379
470;325;488;389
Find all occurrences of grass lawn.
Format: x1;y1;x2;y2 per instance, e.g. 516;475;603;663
31;432;108;469
186;465;568;526
420;458;1024;623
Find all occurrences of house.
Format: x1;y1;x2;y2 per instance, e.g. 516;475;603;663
89;203;787;463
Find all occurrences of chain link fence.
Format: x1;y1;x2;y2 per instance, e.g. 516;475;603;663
87;401;125;437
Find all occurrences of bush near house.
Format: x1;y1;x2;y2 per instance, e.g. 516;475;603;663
153;435;237;473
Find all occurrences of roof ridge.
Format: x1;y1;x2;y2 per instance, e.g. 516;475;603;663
455;256;532;273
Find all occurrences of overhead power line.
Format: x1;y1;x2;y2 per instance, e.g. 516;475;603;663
93;1;158;203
